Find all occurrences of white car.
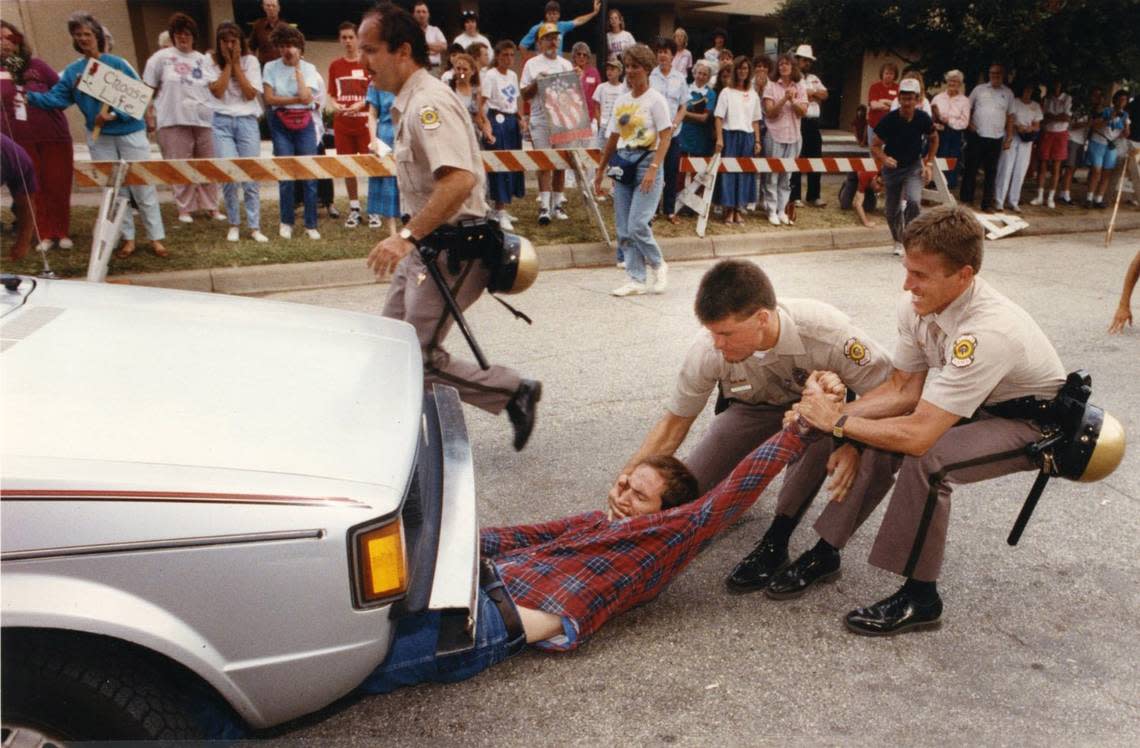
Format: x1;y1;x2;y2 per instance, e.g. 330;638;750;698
0;275;479;741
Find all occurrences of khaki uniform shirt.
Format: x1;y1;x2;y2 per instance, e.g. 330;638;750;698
893;276;1066;418
392;67;488;222
669;298;892;418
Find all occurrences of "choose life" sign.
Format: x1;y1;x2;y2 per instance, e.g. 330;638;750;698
77;59;154;119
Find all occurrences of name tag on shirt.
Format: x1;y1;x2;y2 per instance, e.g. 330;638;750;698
351;69;365;79
728;379;753;394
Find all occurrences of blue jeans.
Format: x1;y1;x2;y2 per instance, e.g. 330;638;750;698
612;148;664;284
357;582;522;694
882;160;923;243
763;139;801;216
213;114;261;230
268;111;318;229
86;128;165;242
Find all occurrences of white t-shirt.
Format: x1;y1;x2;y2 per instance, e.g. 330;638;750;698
1043;93;1071;133
802;72;826;119
594;80;628;131
606;31;635;60
423;24;447;66
606;87;672;150
1010;98;1043;129
143;47;218;128
520;53;573;124
482;67;521;114
206;54;263;118
454;31;491;51
714;87;762;132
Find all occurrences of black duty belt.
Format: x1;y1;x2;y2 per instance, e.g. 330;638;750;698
980;396;1058;423
479;557;527;656
422;219;503;270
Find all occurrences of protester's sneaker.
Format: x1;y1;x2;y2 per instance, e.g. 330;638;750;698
779;213;792;225
745;202;757;212
538;208;552;226
345;208;362;228
227;226;240;242
368;214;382;229
1029;193;1045;206
251;230;269;243
496;210;514;232
57;237;74;250
611;281;647;297
809;198;828;208
1006;203;1022;213
278;224;292;239
211;211;227;221
553;204;570;220
1046;195;1056;209
35;239;53;252
651;261;669;294
768;212;780;226
306;228;321;240
327;204;341;219
178;213;194;224
616;261;626;269
793;199;804;207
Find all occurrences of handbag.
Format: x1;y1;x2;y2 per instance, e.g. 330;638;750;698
275;107;313;131
606;150;651;186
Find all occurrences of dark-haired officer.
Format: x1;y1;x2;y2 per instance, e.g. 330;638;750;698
360;2;540;450
607;259;892;591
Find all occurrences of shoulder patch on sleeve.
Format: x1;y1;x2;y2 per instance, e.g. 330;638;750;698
950;334;977;368
844;337;870;367
419;105;440;130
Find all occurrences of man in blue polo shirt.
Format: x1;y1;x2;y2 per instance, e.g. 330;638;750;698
519;0;601;54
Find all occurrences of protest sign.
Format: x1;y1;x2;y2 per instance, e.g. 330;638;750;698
77;58;154;120
537;71;592;146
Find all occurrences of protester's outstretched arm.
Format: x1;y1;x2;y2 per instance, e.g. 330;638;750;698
572;0;602;27
1109;250;1140;333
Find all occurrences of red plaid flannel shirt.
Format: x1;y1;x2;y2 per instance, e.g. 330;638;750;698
480;427;807;651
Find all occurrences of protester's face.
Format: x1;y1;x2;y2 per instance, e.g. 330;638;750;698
339;28;357;55
609;11;621;32
1021;85;1033;103
704;309;768;363
540;33;558;58
173;29;194;53
613;464;667;517
413;4;429;27
545;9;561;23
713;35;725;49
882;67;896;84
1114;93;1128;112
947;78;962;95
988;66;1004;86
360;16;398;92
453;58;472;81
898;91;917;115
625;60;647;87
797;56;812;72
496;48;514;71
476;47;490;68
777;58;793;79
278;43;300;65
464;19;477;33
0;26;19;57
656;47;672;68
1052;80;1063;95
903;248;973;317
573;49;590;68
606;64;620;82
718;51;732;66
735;62;751;86
262;0;279;20
219;32;241;58
693;64;710;87
754;65;769;87
673;29;685;49
72;25;100;56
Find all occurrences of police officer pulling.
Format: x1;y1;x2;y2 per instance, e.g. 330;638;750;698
360;2;541;450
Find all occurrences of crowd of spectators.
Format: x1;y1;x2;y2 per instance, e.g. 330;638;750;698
2;0;1138;266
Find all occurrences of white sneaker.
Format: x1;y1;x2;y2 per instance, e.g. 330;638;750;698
616;261;626;269
251;230;269;243
368;214;382;229
745;202;757;212
553;204;570;220
57;237;74;250
1029;192;1044;206
538;208;552;225
893;242;904;256
279;224;293;239
35;239;54;252
779;213;792;225
1046;195;1056;209
497;210;514;231
178;213;194;224
306;228;321;240
651;261;669;294
227;226;240;242
768;212;780;226
793;199;804;207
211;211;227;221
611;281;647;297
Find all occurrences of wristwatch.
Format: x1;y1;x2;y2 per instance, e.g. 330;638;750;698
398;227;416;244
832;414;849;440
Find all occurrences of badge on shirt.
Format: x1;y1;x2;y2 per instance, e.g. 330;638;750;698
844;337;870;367
951;334;977;368
419;105;441;130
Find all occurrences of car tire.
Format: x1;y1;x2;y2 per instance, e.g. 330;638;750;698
1;630;215;741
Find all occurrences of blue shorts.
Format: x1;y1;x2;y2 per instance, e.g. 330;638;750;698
1085;139;1119;170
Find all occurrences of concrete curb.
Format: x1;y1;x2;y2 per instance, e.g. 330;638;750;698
120;213;1140;296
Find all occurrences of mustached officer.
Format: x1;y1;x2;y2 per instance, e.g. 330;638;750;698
360;2;541;450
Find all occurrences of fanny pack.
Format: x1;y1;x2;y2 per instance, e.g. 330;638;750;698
606;150;651;186
275;108;313;131
1017;130;1039;143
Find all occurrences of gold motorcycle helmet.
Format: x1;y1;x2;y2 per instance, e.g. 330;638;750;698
486;233;538;295
1052;404;1126;483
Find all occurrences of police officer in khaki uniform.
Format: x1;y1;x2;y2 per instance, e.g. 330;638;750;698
795;205;1067;635
607;259;893;592
360;3;540;450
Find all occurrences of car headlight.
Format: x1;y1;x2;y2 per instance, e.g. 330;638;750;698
350;518;407;607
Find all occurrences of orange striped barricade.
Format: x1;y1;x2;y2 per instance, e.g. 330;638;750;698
86;161;131;283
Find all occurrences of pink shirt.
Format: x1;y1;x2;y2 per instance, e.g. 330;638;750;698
762;79;808;144
931;91;971;131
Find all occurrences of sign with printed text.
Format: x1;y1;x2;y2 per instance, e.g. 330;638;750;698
538;71;592;146
77;58;154;119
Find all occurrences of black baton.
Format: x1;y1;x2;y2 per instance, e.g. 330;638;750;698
418;244;490;371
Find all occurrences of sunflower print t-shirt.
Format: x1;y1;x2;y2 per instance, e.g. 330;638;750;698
605;87;673;150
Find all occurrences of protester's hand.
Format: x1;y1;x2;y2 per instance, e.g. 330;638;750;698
1109;304;1133;334
795;388;845;433
639;164;657;193
593;169;605;194
752;140;762;155
484;129;496;145
607;475;632;520
883;155;898;169
922;162;933;182
826;443;860;502
366;233;414;279
714;138;723;153
95;110;115;128
327;98;340;113
1002;137;1012;150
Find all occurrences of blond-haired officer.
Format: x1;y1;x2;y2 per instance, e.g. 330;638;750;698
794;205;1069;635
608;259;893;593
361;2;540;450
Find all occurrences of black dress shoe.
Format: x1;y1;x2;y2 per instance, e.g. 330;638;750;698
845;588;943;636
765;545;841;599
725;539;788;593
506;380;542;451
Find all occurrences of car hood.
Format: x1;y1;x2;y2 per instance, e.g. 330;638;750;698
0;278;423;515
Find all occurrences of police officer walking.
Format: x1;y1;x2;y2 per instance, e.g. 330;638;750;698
360;2;540;450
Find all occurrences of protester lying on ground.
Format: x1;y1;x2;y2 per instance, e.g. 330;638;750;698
838;171;883;228
357;371;844;695
1108;250;1140;334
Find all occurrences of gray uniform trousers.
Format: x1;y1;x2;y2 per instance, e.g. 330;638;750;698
383;249;521;414
685;402;894;530
867;414;1039;582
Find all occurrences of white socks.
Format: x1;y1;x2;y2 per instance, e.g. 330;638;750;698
540;191;551;211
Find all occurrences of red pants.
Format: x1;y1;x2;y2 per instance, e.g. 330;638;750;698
21;139;73;240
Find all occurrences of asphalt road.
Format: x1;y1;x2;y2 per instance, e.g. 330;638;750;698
264;231;1139;746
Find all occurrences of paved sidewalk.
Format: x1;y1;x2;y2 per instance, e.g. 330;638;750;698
116;211;1140;296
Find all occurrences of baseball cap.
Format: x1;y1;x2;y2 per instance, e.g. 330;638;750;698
899;78;921;94
605;56;623;72
537;23;560;40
